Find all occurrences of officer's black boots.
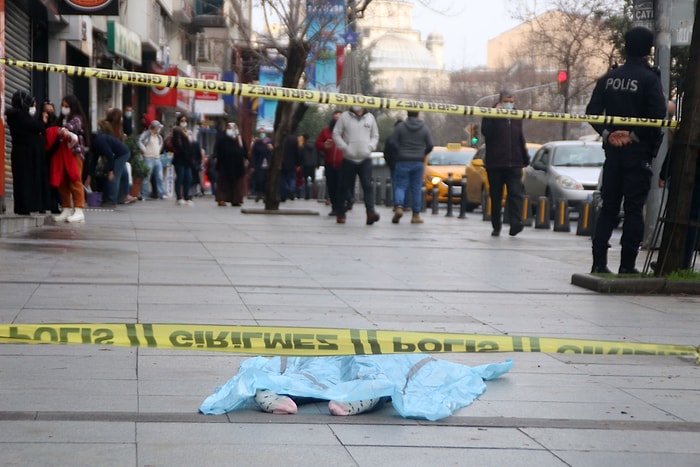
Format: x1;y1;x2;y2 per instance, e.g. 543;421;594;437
618;249;641;275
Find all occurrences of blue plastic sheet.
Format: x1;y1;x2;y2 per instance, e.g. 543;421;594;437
200;355;513;421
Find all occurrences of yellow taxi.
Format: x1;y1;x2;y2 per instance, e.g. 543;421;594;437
465;143;542;210
424;143;477;205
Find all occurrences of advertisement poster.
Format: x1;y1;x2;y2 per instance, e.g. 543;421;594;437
256;56;285;132
305;0;346;92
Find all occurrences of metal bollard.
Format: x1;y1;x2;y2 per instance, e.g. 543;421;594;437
431;187;439;214
576;198;595;236
553;199;571;232
534;196;551;229
522;195;533;226
445;173;454;217
304;177;312;200
317;177;327;203
384;177;393;207
482;189;491;222
459;175;468;219
421;187;427;212
375;179;383;205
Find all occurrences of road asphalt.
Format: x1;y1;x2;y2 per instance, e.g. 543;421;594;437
1;196;698;466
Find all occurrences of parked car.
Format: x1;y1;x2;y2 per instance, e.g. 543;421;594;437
424;144;476;204
522;140;605;216
465;143;542;211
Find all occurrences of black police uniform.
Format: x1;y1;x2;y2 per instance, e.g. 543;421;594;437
586;55;666;273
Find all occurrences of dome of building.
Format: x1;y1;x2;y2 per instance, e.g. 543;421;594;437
427;32;444;43
369;33;441;70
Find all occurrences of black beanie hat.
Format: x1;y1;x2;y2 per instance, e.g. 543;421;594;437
625;27;654;57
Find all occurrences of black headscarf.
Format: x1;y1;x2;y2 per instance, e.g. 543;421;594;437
11;90;35;112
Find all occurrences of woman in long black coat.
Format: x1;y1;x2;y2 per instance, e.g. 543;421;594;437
214;122;247;206
5;90;50;215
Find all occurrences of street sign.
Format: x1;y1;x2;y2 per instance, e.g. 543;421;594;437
633;0;655;31
671;0;695;46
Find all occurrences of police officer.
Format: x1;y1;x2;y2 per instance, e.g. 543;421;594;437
586;26;666;274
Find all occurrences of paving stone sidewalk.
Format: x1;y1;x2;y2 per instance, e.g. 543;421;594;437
1;197;698;466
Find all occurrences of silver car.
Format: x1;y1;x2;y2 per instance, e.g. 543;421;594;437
522;140;605;215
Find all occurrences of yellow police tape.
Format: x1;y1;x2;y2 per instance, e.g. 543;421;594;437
0;58;678;129
1;323;698;361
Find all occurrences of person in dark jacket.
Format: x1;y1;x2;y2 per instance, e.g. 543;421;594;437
214;122;248;207
5;90;50;215
300;134;319;198
481;91;530;237
250;128;273;202
586;26;667;274
91;131;130;206
280;134;301;201
171;114;195;205
390;111;433;224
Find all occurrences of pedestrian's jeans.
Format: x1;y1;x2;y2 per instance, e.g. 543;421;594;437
393;161;424;213
141;157;165;198
334;158;374;215
108;152;130;204
174;164;193;201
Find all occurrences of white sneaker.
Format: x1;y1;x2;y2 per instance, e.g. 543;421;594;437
177;199;186;206
66;207;85;223
53;208;73;222
185;200;194;206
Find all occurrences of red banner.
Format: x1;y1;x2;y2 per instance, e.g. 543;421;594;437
150;64;178;107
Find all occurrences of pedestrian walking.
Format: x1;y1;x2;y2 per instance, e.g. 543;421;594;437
316;111;344;215
480;90;530;237
332;105;380;225
390;111;433;224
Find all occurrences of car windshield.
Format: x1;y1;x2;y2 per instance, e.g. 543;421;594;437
428;151;473;166
552;145;605;167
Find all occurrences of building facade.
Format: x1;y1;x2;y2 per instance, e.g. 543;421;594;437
1;0;251;211
357;0;449;100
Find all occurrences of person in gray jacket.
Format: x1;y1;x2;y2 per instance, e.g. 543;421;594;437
390;111;433;224
332;105;380;225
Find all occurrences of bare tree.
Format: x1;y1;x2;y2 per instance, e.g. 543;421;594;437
228;0;374;210
511;0;625;139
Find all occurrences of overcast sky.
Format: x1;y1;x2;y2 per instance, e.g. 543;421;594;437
410;0;522;69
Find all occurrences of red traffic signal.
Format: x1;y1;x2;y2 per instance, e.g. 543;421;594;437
557;70;568;94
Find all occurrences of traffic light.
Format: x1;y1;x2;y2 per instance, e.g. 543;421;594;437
557;70;568;95
468;124;479;147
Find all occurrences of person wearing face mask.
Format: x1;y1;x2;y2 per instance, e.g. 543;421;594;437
332;104;380;225
5;89;51;215
213;121;248;207
250;128;273;201
171;114;195;205
123;105;134;136
137;120;167;199
480;90;530;237
54;94;90;223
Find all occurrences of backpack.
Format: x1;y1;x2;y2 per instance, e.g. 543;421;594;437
163;135;175;153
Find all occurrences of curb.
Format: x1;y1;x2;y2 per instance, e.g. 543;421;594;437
241;208;320;216
0;213;50;237
571;273;700;295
